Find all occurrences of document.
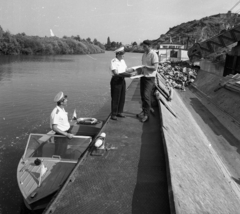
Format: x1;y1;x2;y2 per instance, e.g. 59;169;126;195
130;74;144;79
130;65;144;79
132;65;144;70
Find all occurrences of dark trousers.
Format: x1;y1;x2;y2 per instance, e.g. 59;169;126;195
140;76;155;115
54;128;72;157
110;76;126;116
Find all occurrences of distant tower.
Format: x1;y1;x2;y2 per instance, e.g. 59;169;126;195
50;29;55;37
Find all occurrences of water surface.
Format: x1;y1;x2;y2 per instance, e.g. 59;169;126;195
0;51;142;213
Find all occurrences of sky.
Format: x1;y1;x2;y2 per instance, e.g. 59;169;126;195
0;0;240;45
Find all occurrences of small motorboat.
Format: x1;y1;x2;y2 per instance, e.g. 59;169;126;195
17;119;106;211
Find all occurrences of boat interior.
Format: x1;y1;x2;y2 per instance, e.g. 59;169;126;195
17;134;92;206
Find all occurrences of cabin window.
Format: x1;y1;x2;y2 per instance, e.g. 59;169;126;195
223;54;240;76
170;50;178;58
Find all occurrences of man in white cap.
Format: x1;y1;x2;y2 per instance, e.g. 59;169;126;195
110;46;136;120
50;91;74;139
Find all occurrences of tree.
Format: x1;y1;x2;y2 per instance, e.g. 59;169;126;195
107;37;111;46
92;39;105;50
0;25;4;39
74;35;81;41
105;37;112;50
86;37;92;43
132;41;137;46
93;38;98;45
111;41;117;48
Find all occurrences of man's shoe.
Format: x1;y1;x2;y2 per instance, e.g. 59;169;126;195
136;111;144;119
116;113;125;118
111;115;117;120
140;114;148;123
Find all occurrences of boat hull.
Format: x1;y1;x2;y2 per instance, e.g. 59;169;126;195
17;158;76;209
17;120;105;211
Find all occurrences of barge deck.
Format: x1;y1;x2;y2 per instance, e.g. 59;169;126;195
43;79;171;214
43;77;240;214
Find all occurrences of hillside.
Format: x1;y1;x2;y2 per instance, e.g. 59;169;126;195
125;12;240;56
151;12;240;49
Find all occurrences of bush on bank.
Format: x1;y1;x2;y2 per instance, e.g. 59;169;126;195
0;27;105;55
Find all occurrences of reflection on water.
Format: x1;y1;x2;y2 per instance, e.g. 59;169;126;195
0;52;141;213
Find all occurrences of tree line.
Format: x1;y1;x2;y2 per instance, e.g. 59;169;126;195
105;37;144;53
0;26;105;55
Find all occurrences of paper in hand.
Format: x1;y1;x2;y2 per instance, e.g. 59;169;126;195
130;74;144;79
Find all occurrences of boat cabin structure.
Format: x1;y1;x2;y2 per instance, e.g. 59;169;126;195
156;43;189;63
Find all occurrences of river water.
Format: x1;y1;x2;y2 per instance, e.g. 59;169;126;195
0;51;142;214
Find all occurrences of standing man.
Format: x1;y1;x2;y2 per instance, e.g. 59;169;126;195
110;47;135;120
137;40;159;122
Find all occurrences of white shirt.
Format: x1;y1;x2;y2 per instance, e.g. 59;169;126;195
110;58;127;75
50;106;70;131
142;49;159;77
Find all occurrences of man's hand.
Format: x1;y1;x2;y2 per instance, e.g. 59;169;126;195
118;72;131;78
136;67;143;75
66;133;74;139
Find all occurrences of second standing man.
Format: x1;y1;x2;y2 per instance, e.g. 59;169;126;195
137;40;159;122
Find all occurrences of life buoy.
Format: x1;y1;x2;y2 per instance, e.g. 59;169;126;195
77;117;98;125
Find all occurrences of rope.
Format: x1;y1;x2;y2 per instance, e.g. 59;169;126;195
230;0;240;12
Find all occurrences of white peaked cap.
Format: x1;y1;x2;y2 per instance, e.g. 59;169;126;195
54;91;64;102
115;47;124;53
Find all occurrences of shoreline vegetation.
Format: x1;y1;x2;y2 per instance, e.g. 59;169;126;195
106;45;144;54
0;25;145;56
103;37;144;53
0;26;105;56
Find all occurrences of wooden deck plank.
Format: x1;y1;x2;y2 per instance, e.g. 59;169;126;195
160;87;240;214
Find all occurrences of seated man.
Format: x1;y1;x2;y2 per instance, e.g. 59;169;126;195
50;91;74;156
